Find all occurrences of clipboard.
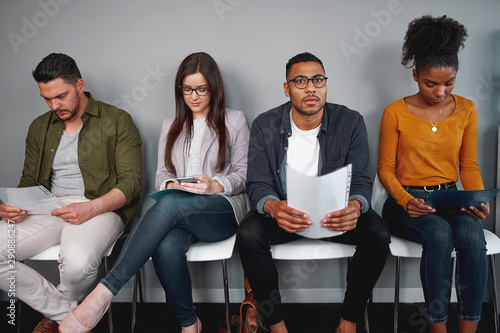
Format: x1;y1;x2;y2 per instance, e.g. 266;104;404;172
425;188;500;209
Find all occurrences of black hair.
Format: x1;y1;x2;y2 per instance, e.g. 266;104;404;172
32;53;82;84
286;52;325;78
401;15;467;73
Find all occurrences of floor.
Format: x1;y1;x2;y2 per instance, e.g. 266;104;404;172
1;301;497;332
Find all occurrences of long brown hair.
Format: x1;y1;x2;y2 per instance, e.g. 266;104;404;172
164;52;228;174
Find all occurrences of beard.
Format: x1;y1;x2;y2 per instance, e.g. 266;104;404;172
292;95;324;117
293;106;323;117
53;93;80;121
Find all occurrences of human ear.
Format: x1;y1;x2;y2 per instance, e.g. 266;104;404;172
412;69;418;82
284;81;290;97
76;78;85;92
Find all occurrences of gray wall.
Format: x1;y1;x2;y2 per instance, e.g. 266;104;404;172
1;0;500;305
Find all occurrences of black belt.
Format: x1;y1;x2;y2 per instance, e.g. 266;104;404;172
403;182;456;192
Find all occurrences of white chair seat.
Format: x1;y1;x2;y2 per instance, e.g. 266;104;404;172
271;238;356;260
186;234;236;262
27;244;62;260
485;229;500;254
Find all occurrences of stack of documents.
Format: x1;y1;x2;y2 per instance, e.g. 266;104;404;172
287;164;352;239
0;186;65;214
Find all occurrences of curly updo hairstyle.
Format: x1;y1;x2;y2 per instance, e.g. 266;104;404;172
401;15;468;74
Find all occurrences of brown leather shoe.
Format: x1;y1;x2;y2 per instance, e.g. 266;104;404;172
33;316;93;333
32;317;59;333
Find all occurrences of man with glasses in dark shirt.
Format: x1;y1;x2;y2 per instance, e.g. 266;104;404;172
237;52;390;333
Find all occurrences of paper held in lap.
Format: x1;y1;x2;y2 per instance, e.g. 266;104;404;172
286;164;352;239
0;186;66;214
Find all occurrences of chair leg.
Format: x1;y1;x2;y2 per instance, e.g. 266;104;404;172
222;259;231;331
449;257;456;303
132;272;138;333
488;255;499;333
17;261;23;333
138;268;144;303
394;256;401;333
130;267;145;333
364;304;370;333
104;257;114;333
16;299;21;333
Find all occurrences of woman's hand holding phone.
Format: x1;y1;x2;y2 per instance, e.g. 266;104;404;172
177;175;224;194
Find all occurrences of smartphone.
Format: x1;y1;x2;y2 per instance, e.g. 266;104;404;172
177;176;198;184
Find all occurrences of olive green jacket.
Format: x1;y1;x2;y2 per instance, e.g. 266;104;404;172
19;92;142;222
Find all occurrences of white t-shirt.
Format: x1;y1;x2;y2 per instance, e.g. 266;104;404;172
287;110;321;177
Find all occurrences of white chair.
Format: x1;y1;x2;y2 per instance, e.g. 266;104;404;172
132;233;236;333
270;238;370;332
371;175;500;333
17;240;118;333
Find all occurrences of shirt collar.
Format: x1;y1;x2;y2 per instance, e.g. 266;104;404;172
280;101;329;135
83;92;98;117
279;102;292;136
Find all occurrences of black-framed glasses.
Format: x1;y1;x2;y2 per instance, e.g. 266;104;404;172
179;85;210;96
287;75;328;89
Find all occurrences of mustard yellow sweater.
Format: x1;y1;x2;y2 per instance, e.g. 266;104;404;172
377;94;484;209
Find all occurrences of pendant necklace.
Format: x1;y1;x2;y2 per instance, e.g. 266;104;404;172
424;105;443;132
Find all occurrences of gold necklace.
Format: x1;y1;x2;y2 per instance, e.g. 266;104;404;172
429;107;442;132
421;103;444;132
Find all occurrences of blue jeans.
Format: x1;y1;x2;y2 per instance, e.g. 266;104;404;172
102;190;237;327
382;188;487;323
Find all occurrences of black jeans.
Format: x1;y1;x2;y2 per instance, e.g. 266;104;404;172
237;208;390;325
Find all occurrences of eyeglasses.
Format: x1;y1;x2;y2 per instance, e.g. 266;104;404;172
179;85;210;96
287;75;328;89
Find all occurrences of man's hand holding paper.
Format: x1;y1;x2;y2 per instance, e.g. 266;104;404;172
0;203;27;223
321;200;361;232
264;199;311;233
286;164;352;239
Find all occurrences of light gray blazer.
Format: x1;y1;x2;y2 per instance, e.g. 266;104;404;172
155;109;251;223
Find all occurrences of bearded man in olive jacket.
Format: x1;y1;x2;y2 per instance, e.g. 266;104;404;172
0;53;142;333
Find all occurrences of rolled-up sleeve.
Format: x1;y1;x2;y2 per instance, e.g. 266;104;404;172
346;115;372;212
246;114;282;211
113;113;142;205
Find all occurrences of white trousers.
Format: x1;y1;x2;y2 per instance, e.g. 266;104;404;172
0;196;123;322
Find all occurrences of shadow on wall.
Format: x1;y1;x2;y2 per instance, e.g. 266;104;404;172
493;30;500;121
360;42;407;177
494;29;500;232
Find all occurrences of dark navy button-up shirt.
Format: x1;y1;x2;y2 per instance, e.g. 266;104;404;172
246;101;372;215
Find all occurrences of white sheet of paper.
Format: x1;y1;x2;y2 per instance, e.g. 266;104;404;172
286;164;352;239
0;186;66;214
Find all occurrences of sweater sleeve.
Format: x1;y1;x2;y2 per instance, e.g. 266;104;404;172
377;104;414;210
458;102;484;190
155;117;177;190
213;110;250;196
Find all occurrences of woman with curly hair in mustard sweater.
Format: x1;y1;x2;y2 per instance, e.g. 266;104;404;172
378;16;489;333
